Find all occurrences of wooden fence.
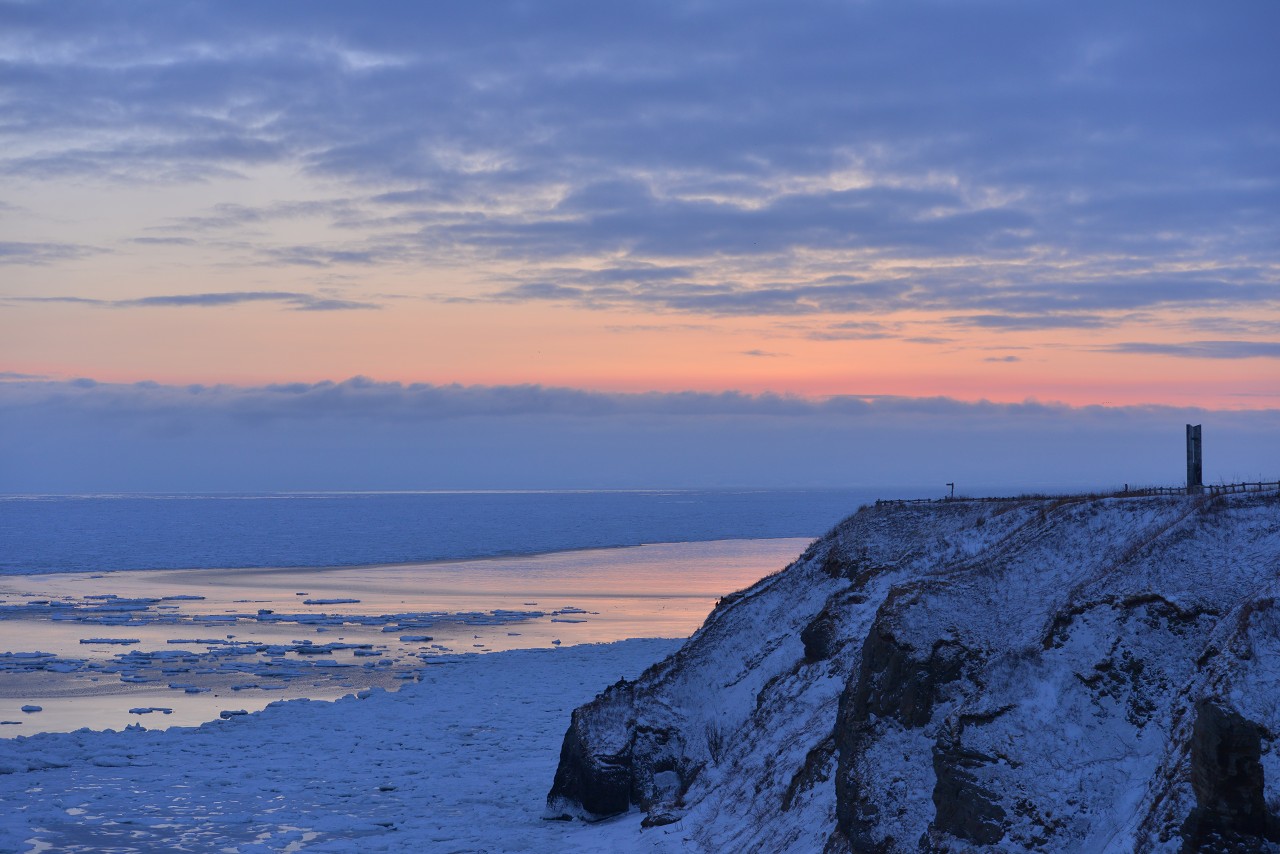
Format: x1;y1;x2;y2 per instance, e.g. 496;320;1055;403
1122;481;1280;497
1204;480;1280;495
875;480;1280;507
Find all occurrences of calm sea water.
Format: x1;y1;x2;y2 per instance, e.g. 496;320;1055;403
0;489;900;574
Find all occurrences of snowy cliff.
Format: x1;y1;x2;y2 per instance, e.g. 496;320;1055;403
547;493;1280;852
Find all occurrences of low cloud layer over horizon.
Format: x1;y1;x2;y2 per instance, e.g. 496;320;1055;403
3;377;1276;493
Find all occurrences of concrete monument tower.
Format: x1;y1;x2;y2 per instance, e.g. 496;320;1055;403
1186;424;1203;494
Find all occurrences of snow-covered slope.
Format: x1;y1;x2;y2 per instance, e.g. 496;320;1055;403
547;493;1280;852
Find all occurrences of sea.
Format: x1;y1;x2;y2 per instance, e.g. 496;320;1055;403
0;488;901;574
0;488;907;732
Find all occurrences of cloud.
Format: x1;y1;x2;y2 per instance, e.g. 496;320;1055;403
258;246;383;268
482;265;1280;320
949;314;1113;331
0;371;48;380
1;375;1269;425
2;2;1277;345
1106;341;1280;359
0;241;101;265
8;292;378;311
161;201;364;233
1167;316;1280;336
801;320;897;341
450;182;1039;262
984;355;1022;363
2;377;1277;491
602;322;717;335
488;274;917;316
125;292;379;311
741;349;787;358
129;236;197;246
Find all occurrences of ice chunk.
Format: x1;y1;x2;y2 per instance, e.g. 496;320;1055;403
90;755;130;767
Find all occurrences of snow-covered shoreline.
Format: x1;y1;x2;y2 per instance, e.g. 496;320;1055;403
0;639;690;853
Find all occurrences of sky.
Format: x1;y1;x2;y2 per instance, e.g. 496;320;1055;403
1;1;1277;491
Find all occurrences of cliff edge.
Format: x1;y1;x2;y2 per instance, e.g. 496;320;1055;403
546;492;1280;852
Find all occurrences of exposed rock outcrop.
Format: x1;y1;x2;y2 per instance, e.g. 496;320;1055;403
547;694;634;819
801;611;838;663
1181;698;1277;851
547;493;1280;852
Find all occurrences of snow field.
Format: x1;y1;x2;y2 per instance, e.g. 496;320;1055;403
0;639;693;853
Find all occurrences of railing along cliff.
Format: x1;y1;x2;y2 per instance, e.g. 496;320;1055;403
875;480;1280;507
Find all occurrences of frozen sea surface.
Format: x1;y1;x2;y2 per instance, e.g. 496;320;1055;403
0;488;887;573
0;639;691;853
0;538;810;734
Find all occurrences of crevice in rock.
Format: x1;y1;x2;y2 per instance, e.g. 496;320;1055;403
782;732;837;812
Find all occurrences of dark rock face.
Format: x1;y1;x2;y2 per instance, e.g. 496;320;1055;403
829;720;881;852
849;623;972;728
801;612;838;662
1181;699;1275;851
783;734;837;812
546;706;634;819
819;546;848;579
833;621;982;849
546;711;695;820
931;742;1007;845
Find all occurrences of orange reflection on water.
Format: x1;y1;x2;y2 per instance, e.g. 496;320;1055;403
0;538;811;734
